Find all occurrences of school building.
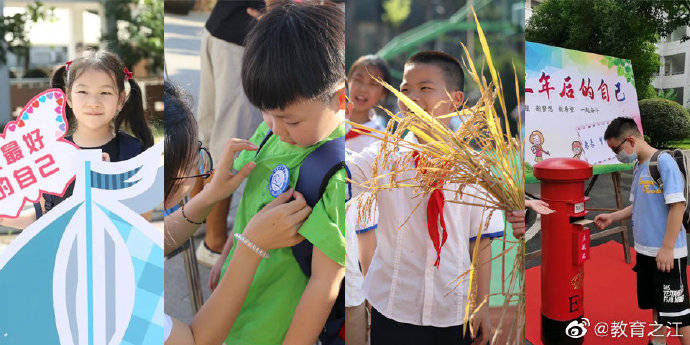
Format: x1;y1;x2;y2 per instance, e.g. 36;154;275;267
652;25;690;108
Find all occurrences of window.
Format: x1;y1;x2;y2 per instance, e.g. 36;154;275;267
664;53;685;76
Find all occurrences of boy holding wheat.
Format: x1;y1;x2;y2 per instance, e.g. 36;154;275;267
348;51;523;345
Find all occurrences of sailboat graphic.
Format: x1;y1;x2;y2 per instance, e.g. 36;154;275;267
0;142;164;345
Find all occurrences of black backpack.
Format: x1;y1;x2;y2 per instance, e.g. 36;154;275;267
256;131;347;345
648;149;690;232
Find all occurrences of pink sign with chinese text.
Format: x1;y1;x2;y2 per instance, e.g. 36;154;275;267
525;42;643;167
0;89;79;218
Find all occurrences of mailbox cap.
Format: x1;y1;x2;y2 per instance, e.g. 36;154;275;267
533;158;593;181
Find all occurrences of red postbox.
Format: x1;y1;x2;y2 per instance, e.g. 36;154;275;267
533;158;593;345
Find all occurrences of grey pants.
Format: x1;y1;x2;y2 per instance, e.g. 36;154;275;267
197;28;263;160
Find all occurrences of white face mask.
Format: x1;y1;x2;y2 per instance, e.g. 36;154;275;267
615;139;637;163
616;150;637;163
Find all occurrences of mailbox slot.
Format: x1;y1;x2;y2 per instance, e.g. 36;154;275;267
569;216;585;224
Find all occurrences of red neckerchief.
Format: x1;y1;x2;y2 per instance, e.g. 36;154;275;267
412;151;447;267
345;127;370;141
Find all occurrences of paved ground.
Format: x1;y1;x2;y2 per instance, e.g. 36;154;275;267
164;11;206;111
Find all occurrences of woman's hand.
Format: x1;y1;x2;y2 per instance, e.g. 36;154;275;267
525;199;554;215
202;139;258;204
243;189;310;250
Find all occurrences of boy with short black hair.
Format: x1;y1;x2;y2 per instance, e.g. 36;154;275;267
595;116;689;345
404;50;465;95
350;50;516;345
215;2;347;345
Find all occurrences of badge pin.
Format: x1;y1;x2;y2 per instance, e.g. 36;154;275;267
269;164;290;197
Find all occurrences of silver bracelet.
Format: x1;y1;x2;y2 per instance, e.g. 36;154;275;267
234;233;270;258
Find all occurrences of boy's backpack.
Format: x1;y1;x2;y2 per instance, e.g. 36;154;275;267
256;131;347;345
648;149;690;232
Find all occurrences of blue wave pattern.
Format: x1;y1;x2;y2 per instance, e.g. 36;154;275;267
98;205;164;345
0;204;81;344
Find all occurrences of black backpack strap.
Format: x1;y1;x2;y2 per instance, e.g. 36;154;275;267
254;130;273;158
649;149;687;189
296;137;346;207
292;136;345;276
648;150;665;188
290;136;346;345
667;149;687;176
649;149;690;232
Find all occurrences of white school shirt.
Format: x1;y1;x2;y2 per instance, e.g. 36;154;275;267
346;133;505;327
346;116;386;153
344;120;381;307
344;118;382;307
345;192;377;307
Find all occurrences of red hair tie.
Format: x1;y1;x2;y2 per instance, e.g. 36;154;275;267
124;67;133;81
65;60;72;71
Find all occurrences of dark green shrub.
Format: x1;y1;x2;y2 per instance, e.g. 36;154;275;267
638;98;690;147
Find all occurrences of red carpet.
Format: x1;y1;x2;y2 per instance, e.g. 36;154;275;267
526;241;688;344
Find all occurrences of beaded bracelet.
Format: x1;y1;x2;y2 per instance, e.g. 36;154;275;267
181;204;204;225
234;233;270;258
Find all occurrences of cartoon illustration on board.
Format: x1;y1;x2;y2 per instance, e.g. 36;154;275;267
572;140;584;160
529;130;550;163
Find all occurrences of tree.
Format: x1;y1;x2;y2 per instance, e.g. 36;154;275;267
655;88;680;102
101;0;163;75
0;1;54;71
526;0;690;100
636;0;690;42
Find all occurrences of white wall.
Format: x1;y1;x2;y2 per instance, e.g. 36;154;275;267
653;29;690;107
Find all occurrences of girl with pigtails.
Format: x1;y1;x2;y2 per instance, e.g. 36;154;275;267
0;50;154;228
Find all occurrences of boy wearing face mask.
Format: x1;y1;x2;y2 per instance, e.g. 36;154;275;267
594;117;689;345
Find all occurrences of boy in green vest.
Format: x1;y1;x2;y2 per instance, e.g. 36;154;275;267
214;2;346;345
